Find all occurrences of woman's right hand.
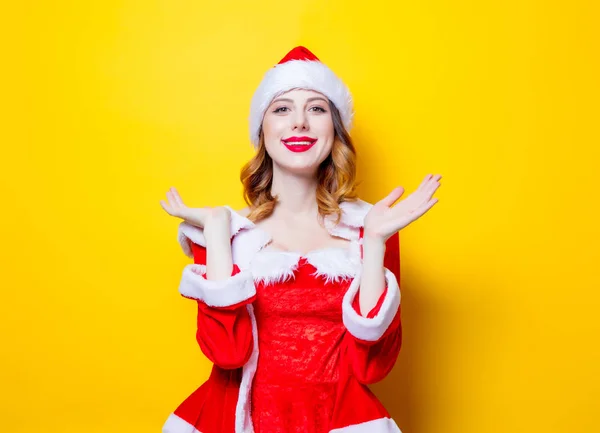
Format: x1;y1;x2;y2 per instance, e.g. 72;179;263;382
160;187;230;228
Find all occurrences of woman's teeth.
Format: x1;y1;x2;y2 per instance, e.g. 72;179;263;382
285;141;313;145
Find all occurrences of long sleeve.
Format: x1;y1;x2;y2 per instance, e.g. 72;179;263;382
342;233;402;384
177;222;256;370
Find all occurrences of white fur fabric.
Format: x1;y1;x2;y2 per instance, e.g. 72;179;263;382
177;205;255;258
341;267;401;342
179;264;256;307
176;199;377;288
329;417;402;433
249;242;362;286
235;303;259;433
162;413;201;433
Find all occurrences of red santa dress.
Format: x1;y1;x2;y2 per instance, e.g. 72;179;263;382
163;199;403;433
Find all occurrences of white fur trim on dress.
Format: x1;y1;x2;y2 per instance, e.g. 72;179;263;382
230;226;273;270
235;303;259;433
329;417;402;433
342;268;401;342
306;244;362;284
177;206;271;271
179;264;256;307
324;199;373;241
249;242;362;286
177;199;374;285
162;413;202;433
249;59;354;147
244;199;372;285
249;250;300;285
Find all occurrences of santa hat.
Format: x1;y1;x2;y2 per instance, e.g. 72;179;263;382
248;46;354;148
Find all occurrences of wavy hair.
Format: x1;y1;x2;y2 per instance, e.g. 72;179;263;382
240;100;359;225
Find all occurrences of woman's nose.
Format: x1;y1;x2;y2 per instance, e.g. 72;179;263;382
292;111;309;130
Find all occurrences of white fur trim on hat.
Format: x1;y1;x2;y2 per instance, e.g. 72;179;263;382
249;59;354;147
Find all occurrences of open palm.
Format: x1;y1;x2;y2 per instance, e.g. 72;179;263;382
364;174;442;242
159;187;212;228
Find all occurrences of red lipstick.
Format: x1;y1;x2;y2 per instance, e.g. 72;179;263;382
281;136;317;153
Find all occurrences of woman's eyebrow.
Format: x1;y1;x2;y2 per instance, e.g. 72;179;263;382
271;97;328;104
306;97;328;103
271;98;294;104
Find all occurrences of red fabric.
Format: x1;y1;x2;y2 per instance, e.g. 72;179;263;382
345;234;403;384
328;371;391;430
278;46;320;64
250;243;402;432
196;299;255;369
172;366;241;433
384;232;401;284
250;259;346;432
191;242;255;369
345;303;402;384
171;233;402;432
169;242;253;433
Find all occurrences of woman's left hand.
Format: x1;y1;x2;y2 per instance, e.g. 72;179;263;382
363;174;442;242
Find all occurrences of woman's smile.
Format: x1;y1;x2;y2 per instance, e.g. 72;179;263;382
281;136;318;152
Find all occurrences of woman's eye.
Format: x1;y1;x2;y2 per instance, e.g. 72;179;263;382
274;107;288;113
310;106;327;112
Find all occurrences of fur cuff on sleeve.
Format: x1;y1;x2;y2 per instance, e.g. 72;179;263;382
179;264;256;307
342;268;401;342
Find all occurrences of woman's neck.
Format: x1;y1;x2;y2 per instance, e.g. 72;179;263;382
270;167;319;219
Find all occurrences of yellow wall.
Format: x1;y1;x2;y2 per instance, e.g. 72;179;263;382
2;1;598;432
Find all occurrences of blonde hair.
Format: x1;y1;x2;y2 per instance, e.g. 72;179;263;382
240;100;360;225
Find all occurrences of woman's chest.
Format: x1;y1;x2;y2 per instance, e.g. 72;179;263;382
252;218;351;256
251;258;354;323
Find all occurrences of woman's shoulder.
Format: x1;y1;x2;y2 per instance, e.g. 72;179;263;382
337;198;373;226
235;206;251;218
341;197;373;206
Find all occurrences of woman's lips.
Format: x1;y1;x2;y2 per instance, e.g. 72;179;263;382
281;138;317;153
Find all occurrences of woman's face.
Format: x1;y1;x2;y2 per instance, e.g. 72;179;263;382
261;88;335;175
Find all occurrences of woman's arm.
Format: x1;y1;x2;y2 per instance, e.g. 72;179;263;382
203;207;235;280
177;208;256;370
342;233;402;384
357;174;440;314
342;175;440;383
356;235;387;315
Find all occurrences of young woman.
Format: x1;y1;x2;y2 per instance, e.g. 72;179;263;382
160;46;441;433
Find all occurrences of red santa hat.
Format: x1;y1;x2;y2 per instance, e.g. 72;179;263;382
249;46;354;147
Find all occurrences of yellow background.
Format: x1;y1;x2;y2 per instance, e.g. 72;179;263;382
2;1;598;432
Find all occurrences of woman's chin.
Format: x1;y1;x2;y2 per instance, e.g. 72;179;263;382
275;160;320;176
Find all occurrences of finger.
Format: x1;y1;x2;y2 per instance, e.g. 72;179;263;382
379;186;404;207
416;174;433;191
170;187;185;207
166;191;176;207
424;180;441;197
415;198;438;216
159;200;172;214
419;174;442;193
